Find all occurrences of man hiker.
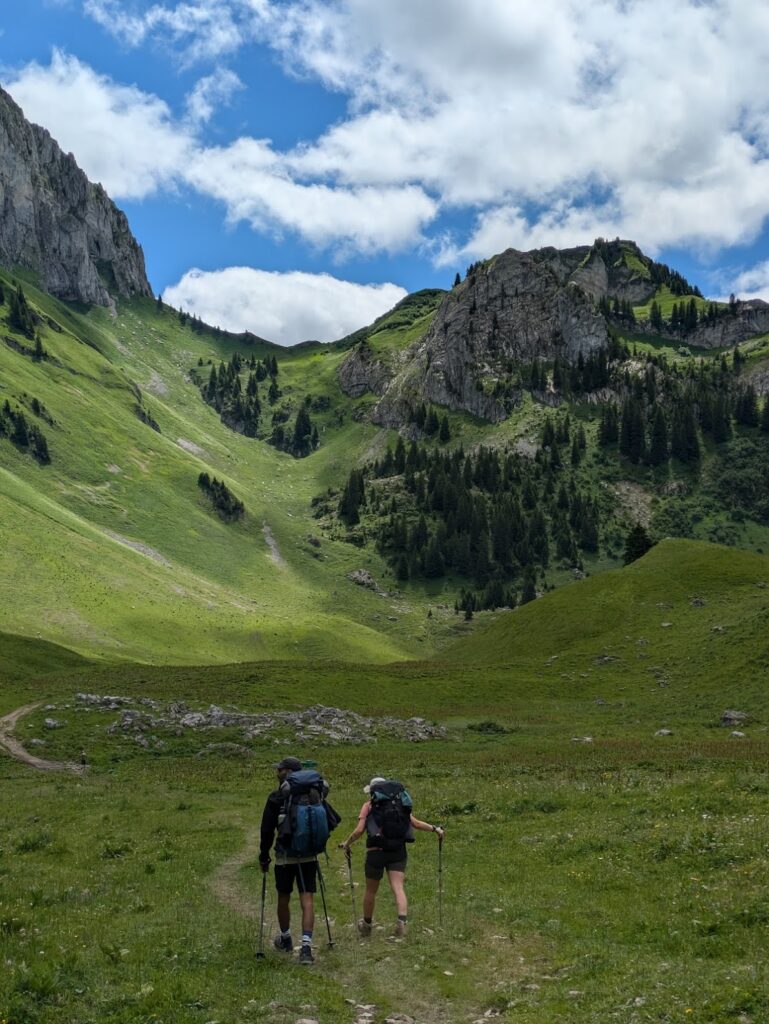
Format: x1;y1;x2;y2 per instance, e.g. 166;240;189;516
259;756;338;964
339;775;444;937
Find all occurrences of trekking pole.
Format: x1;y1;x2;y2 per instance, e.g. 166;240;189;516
256;872;267;959
315;857;335;948
437;831;444;929
344;847;360;941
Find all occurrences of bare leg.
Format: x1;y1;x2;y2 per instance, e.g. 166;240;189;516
277;892;291;932
299;891;315;934
363;877;380;919
387;870;408;918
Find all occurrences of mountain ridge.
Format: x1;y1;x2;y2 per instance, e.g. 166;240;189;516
339;238;769;426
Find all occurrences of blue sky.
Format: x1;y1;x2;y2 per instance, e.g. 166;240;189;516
4;0;769;344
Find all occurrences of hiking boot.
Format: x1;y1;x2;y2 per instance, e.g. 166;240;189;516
273;933;293;953
393;919;407;938
298;943;314;965
357;918;372;937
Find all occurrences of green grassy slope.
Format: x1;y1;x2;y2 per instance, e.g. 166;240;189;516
2;560;769;1022
0;631;94;681
5;261;769;668
0;274;451;664
448;539;769;722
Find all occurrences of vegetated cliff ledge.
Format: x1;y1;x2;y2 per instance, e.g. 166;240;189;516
340;245;610;426
339;240;769;426
0;86;152;306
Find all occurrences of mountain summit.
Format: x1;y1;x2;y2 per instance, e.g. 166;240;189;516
340;239;769;425
0;86;152;306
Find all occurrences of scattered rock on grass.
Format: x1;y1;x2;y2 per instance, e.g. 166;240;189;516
730;731;746;738
347;569;387;596
655;729;673;736
196;743;254;758
103;699;446;745
44;718;63;729
721;710;749;727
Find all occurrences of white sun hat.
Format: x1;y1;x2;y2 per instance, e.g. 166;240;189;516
363;776;386;794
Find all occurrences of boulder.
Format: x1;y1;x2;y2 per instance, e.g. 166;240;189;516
721;710;749;727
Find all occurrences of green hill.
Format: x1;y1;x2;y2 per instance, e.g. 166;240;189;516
0;271;451;664
447;538;769;721
0;631;94;681
4;242;769;669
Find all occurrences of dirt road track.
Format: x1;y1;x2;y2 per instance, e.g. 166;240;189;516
0;703;86;774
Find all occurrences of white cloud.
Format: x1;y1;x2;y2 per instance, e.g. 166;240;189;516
18;1;769;262
728;261;769;302
186;138;437;253
4;51;436;256
4;50;194;198
259;0;769;256
185;68;243;125
83;0;263;62
163;267;407;344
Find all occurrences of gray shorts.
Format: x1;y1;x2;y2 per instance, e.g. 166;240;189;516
365;848;407;880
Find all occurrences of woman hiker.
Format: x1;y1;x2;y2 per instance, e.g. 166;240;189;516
339;775;444;937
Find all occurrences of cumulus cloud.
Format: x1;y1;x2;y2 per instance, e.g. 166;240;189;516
728;261;769;302
5;50;194;198
185;68;243;125
18;1;769;261
186;138;437;253
163;267;407;345
83;0;264;62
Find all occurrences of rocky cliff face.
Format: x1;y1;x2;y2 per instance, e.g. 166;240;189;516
0;87;152;306
342;245;610;425
687;300;769;349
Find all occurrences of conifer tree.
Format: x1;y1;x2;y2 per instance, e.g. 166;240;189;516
619;397;646;463
734;385;759;427
292;406;313;455
647;406;669;466
623;523;653;564
670;403;700;462
8;284;35;339
649;300;663;333
520;567;537;604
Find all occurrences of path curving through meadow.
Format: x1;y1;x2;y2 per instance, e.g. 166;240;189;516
0;703;85;774
208;828;263;920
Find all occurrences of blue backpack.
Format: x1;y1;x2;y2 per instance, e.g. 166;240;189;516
277;769;333;857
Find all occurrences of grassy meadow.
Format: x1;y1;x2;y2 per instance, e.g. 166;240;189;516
2;541;769;1023
3;263;769;1023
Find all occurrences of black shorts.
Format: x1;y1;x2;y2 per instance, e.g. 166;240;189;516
274;861;317;894
365;848;407;880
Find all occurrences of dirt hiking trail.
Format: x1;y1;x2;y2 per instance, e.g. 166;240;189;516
0;704;86;774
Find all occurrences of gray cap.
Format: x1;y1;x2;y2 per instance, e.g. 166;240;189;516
363;776;386;794
273;756;302;772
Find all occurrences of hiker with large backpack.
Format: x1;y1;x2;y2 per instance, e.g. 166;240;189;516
339;776;444;937
259;756;340;964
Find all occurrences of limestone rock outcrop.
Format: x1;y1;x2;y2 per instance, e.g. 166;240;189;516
0;86;152;306
687;300;769;349
342;245;610;425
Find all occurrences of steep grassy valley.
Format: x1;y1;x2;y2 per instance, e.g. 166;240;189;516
0;272;464;663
